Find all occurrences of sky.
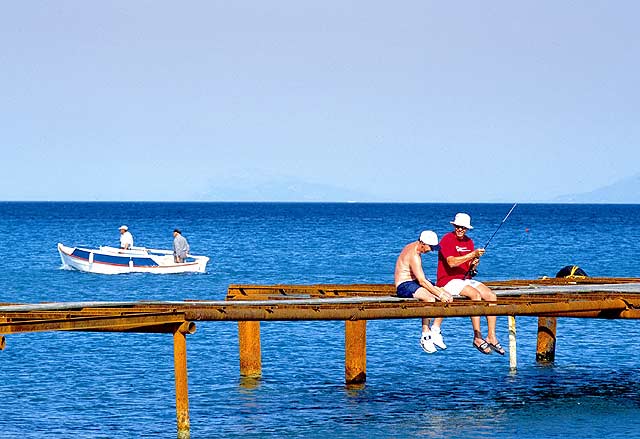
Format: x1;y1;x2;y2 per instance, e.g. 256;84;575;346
2;2;639;202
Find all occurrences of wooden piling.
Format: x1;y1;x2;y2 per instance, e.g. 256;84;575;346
173;326;191;439
508;316;516;371
0;335;5;351
345;320;366;384
238;321;262;377
536;316;557;363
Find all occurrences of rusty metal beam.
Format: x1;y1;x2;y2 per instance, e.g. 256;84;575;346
536;317;557;363
487;277;640;286
227;278;640;295
4;295;637;320
0;313;187;334
539;309;640;319
173;327;191;439
345;320;366;384
0;298;637;329
88;321;196;334
238;321;261;378
0;281;638;337
177;298;629;321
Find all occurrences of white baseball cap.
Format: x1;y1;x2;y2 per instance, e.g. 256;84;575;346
419;230;439;246
119;225;128;231
450;213;473;230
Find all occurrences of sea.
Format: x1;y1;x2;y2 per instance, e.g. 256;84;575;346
1;202;639;439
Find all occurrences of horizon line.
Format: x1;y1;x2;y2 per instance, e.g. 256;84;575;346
0;200;638;205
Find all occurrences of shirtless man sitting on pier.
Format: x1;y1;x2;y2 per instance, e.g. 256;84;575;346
395;230;452;354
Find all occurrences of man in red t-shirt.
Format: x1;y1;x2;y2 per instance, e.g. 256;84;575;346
430;213;505;356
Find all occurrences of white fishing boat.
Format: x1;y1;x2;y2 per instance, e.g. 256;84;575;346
57;243;209;274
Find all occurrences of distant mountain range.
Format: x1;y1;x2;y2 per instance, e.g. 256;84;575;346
200;172;640;204
552;173;640;204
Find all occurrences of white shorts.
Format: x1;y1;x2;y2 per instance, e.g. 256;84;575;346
442;279;484;296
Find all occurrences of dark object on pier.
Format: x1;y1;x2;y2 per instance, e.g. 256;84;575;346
556;265;588;278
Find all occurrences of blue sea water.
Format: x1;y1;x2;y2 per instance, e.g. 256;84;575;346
1;202;640;438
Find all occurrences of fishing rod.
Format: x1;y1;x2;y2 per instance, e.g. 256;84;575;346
466;203;518;279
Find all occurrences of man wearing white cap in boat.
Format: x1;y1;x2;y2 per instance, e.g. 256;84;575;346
119;225;133;250
432;213;505;356
395;230;453;354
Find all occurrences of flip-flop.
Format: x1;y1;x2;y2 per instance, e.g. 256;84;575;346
473;340;492;355
487;341;506;355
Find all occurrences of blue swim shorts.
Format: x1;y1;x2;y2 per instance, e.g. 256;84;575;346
396;280;424;298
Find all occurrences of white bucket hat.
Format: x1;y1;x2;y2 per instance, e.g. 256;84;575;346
450;213;473;230
119;225;128;231
419;230;439;246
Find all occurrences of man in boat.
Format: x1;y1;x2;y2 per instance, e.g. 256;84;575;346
395;230;452;354
432;213;505;355
173;229;190;263
119;225;133;250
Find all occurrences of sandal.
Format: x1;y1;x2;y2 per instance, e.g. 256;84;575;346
487;341;506;355
473;339;492;355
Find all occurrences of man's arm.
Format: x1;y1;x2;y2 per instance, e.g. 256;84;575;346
445;248;484;268
410;254;452;302
409;253;429;286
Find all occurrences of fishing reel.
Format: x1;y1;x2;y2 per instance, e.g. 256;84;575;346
465;258;480;279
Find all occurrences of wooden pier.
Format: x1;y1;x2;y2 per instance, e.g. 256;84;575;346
2;277;640;438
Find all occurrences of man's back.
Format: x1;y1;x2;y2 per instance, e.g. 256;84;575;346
174;234;189;256
395;242;419;286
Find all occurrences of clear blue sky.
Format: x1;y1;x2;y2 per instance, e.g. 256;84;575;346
2;2;638;202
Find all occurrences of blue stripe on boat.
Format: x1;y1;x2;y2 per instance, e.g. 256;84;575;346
92;253;129;266
71;249;91;260
71;250;159;267
131;257;159;267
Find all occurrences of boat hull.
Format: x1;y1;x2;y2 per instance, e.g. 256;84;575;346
58;243;209;274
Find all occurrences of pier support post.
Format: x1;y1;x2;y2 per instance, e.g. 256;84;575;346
508;316;517;371
173;326;191;439
536;317;557;363
238;321;262;377
0;335;5;351
345;320;366;384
